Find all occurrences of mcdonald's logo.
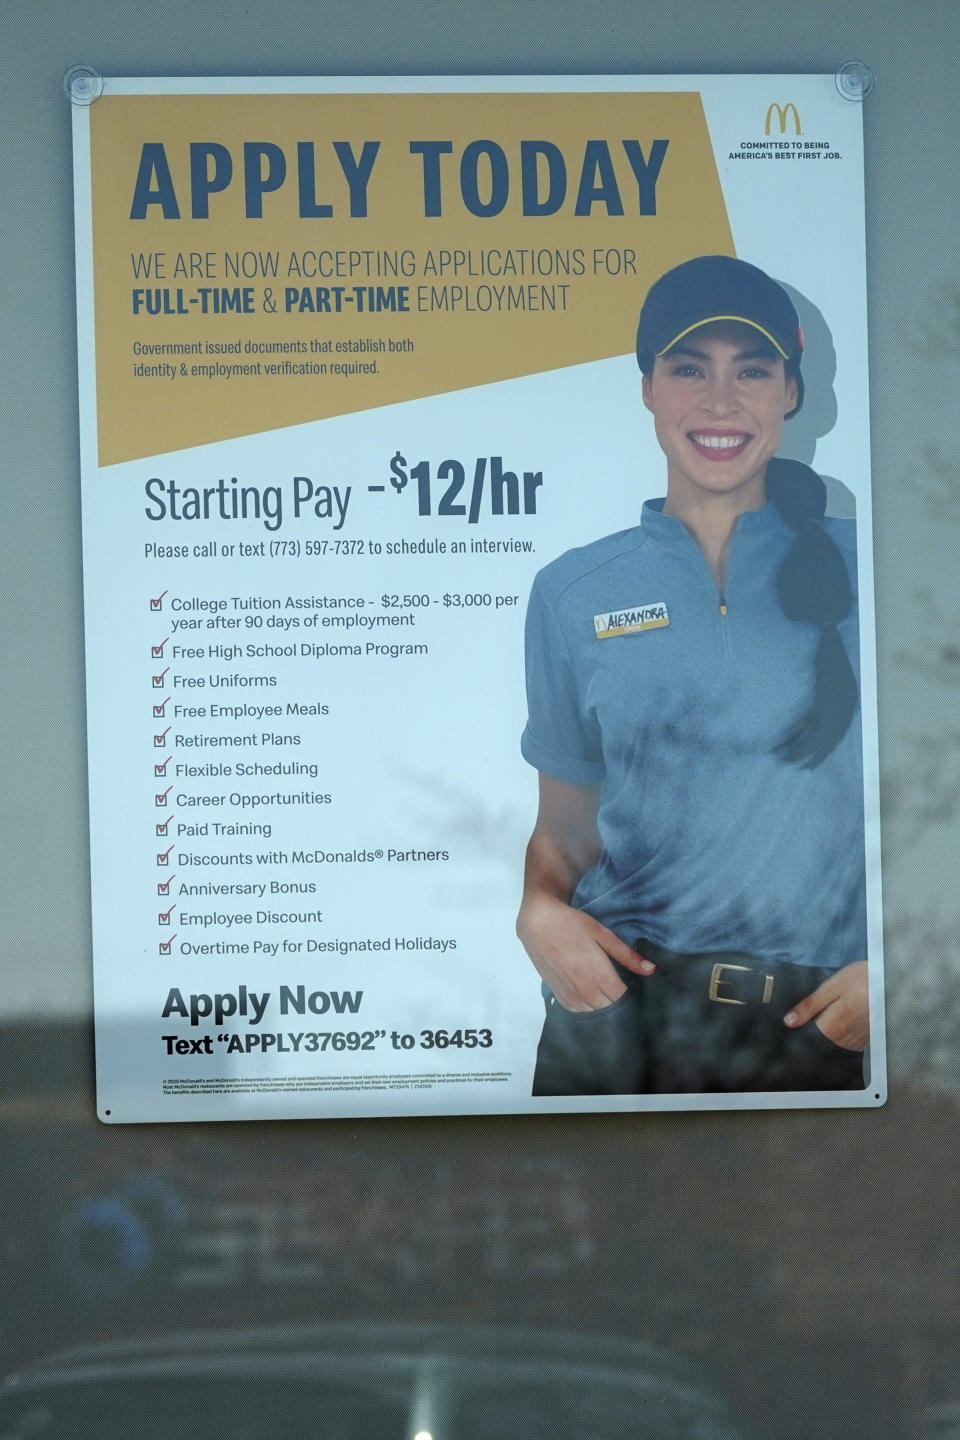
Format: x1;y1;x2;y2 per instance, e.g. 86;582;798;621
765;102;802;135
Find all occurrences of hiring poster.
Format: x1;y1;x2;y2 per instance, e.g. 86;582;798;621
72;76;885;1121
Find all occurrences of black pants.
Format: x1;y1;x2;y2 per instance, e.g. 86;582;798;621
532;939;865;1096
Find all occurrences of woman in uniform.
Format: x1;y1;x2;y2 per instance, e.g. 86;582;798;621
517;254;869;1095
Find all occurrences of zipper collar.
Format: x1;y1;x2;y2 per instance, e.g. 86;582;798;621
640;496;793;543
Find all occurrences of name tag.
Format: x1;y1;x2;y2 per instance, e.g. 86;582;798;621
593;602;669;640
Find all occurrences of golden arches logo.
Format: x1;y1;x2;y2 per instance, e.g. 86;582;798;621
765;103;802;136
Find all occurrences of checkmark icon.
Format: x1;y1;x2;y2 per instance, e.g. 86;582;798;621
152;668;170;689
155;816;171;836
152;698;169;718
158;905;175;925
154;726;171;747
156;845;174;865
151;638;169;659
155;785;173;807
150;590;168;612
159;934;176;955
154;757;170;778
157;875;175;895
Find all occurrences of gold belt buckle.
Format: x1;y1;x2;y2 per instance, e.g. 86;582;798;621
708;962;775;1006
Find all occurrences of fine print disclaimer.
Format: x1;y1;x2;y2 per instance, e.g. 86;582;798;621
162;1070;510;1097
132;333;413;382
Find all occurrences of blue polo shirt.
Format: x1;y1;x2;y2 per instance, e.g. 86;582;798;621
521;499;866;970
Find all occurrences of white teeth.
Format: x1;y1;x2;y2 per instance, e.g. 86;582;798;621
691;433;748;450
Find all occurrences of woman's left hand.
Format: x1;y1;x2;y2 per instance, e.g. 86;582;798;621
783;959;870;1051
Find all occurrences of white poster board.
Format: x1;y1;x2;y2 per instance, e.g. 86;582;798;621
72;75;885;1120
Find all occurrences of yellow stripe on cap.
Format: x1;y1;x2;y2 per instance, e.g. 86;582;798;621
655;316;790;359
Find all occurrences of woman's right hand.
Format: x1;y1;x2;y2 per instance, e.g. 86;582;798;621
517;893;655;1012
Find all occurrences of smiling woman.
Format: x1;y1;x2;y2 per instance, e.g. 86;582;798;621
641;324;798;516
517;254;868;1098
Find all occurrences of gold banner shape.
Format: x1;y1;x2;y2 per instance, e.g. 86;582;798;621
91;91;733;464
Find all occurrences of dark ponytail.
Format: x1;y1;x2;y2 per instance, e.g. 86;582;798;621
765;457;859;768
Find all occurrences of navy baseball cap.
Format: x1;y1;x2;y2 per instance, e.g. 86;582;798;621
636;255;804;414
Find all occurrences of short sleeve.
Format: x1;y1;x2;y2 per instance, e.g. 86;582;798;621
520;575;604;785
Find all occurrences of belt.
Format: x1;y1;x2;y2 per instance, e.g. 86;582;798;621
629;937;830;1015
